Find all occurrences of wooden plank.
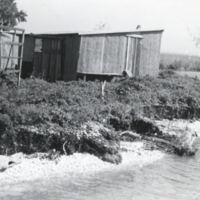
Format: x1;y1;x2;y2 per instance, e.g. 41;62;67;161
31;35;63;40
1;56;22;59
122;36;127;72
43;38;62;81
101;80;106;98
126;36;136;73
85;35;103;73
33;53;42;75
126;34;143;38
52;39;57;49
41;53;49;79
0;42;23;46
84;74;86;81
138;32;162;77
151;33;160;77
41;38;51;78
78;35;104;74
100;36;105;73
138;33;149;76
77;72;123;75
55;40;62;80
77;36;87;73
55;53;61;80
5;70;20;74
156;33;162;77
18;29;25;87
79;29;164;35
51;39;61;80
132;38;138;76
5;29;16;70
43;38;61;82
124;69;133;77
0;26;25;31
103;35;126;74
135;37;141;77
49;53;56;81
43;49;61;54
63;35;73;81
69;35;81;80
125;36;130;71
23;36;35;62
42;39;51;52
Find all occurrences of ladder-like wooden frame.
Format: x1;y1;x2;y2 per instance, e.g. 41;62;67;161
0;26;25;87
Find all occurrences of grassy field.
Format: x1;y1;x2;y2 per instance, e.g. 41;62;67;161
160;53;200;71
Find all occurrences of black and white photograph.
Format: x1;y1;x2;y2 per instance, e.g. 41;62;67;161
0;0;200;199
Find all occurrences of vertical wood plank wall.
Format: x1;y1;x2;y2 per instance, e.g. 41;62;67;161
63;34;81;81
33;53;42;76
126;37;137;75
77;34;127;75
103;35;126;74
138;32;162;77
63;35;73;81
77;35;105;74
22;36;35;62
22;30;163;81
41;39;50;79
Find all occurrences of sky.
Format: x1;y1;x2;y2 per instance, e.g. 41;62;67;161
16;0;200;56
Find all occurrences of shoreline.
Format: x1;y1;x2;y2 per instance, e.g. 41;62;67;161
0;119;200;185
0;141;164;185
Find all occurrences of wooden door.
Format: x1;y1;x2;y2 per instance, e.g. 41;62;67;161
125;35;143;76
41;38;62;81
33;38;43;76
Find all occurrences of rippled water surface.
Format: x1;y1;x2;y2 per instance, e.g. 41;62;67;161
1;151;200;200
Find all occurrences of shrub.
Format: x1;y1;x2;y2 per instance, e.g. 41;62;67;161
0;72;200;154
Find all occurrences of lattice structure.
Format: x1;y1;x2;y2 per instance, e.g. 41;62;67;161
0;26;25;87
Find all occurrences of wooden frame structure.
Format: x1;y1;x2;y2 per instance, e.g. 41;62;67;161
0;26;25;87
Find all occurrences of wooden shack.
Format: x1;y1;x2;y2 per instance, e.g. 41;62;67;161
22;29;164;81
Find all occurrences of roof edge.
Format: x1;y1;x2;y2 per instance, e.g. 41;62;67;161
24;31;79;35
23;29;164;36
79;29;164;35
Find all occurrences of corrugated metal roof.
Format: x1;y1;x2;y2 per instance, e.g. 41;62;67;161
24;29;164;36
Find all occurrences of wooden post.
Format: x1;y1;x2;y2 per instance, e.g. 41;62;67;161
100;36;105;73
100;79;106;99
125;36;130;71
84;74;86;81
18;30;25;88
133;38;138;76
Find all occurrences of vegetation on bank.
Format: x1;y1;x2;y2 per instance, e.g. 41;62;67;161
0;71;200;156
160;53;200;71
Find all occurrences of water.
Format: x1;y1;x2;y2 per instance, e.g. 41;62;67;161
1;151;200;200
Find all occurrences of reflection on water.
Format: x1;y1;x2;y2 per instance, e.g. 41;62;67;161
1;151;200;200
